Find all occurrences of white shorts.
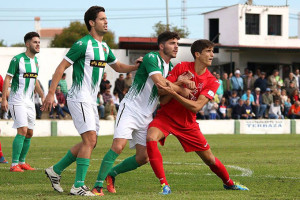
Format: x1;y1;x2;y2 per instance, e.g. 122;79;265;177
68;101;100;135
9;103;36;130
114;102;153;148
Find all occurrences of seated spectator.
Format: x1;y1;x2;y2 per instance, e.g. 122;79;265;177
197;104;209;120
207;98;219;119
49;94;65;119
218;97;228;119
269;99;284;119
253;87;267;119
232;99;245;119
262;88;274;117
216;73;223;100
104;98;117;120
284;97;292;117
285;82;296;97
242;99;255;119
228;90;240;108
112;91;120;111
56;85;70;115
290;89;300;104
34;91;42;119
284;72;297;90
59;73;68;98
102;88;112;105
288;100;300;119
97;92;105;119
100;72;111;94
241;89;254;104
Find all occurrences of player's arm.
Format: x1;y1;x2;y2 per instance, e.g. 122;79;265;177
158;81;209;113
35;79;45;104
1;75;12;112
41;59;71;111
110;57;143;73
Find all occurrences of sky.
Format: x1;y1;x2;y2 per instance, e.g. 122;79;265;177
1;0;300;46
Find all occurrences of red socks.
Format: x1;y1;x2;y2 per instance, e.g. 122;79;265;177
146;141;168;185
0;141;3;157
209;157;234;186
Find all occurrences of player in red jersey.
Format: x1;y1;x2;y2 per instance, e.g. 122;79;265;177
146;39;249;194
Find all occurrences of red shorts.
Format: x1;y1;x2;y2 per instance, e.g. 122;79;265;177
148;115;210;152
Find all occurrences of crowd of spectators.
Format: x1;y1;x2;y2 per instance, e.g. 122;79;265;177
197;68;300;120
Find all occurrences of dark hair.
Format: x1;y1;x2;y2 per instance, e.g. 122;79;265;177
157;31;180;46
84;6;105;31
24;32;40;43
190;39;215;59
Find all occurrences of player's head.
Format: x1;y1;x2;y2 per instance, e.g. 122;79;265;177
24;32;40;54
191;39;214;66
157;31;180;59
85;6;107;34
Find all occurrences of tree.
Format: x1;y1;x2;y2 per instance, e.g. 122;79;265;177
51;21;117;48
11;43;25;47
0;39;7;47
152;21;190;38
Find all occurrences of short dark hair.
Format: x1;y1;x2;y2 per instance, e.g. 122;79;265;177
157;31;180;46
24;32;40;43
190;39;215;59
84;6;105;31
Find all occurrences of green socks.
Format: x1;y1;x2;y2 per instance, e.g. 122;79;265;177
108;155;140;177
74;158;90;188
53;150;77;175
19;137;31;163
94;149;119;188
12;134;25;164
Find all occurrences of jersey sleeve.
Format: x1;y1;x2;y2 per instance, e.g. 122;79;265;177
166;63;183;83
7;57;19;77
107;46;117;65
64;40;86;64
143;53;161;77
201;78;220;100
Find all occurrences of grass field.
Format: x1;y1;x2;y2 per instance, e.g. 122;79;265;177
0;134;299;200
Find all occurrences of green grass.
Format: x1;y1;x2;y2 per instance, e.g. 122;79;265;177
0;135;299;200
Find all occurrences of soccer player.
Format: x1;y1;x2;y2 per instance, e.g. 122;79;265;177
1;32;44;172
42;6;142;196
91;31;185;196
0;141;8;163
146;39;249;194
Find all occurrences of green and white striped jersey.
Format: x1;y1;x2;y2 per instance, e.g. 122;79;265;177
123;51;173;117
65;34;117;104
7;53;39;105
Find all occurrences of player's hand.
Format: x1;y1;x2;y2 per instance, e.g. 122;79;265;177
157;81;177;96
1;99;8;112
180;79;196;90
41;94;55;111
134;57;143;69
178;70;193;82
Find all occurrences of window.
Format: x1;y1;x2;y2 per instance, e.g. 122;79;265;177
268;15;281;35
246;14;259;35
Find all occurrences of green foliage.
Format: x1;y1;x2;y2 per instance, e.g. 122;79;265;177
0;134;299;199
51;21;117;48
10;42;25;47
152;21;190;38
0;39;7;47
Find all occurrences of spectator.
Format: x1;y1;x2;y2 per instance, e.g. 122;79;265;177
97;92;105;119
218;97;228;119
268;69;281;91
294;69;300;89
102;88;112;105
216;73;223;100
113;74;125;101
285;82;297;97
243;70;256;91
253;87;267;119
100;72;110;94
197;104;209;120
242;68;249;79
284;72;297;90
231;69;244;96
222;72;231;99
288;100;300;119
254;72;268;93
59;73;68;98
207;98;218;119
290;89;300;104
242;99;255;119
124;72;133;90
112;91;120;111
269;99;284;119
49;94;65;119
284;97;292;117
34;91;42;119
232;99;245;119
241;89;254;104
0;74;3;92
55;85;70;115
104;98;117;120
262;88;274;117
228;90;240;108
254;68;261;79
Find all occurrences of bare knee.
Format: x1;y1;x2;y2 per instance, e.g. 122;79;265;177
82;132;97;149
146;127;164;142
111;139;127;154
26;129;33;138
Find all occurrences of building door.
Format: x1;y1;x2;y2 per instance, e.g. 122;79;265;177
209;18;219;53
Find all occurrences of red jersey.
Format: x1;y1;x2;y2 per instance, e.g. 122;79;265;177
157;62;220;127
